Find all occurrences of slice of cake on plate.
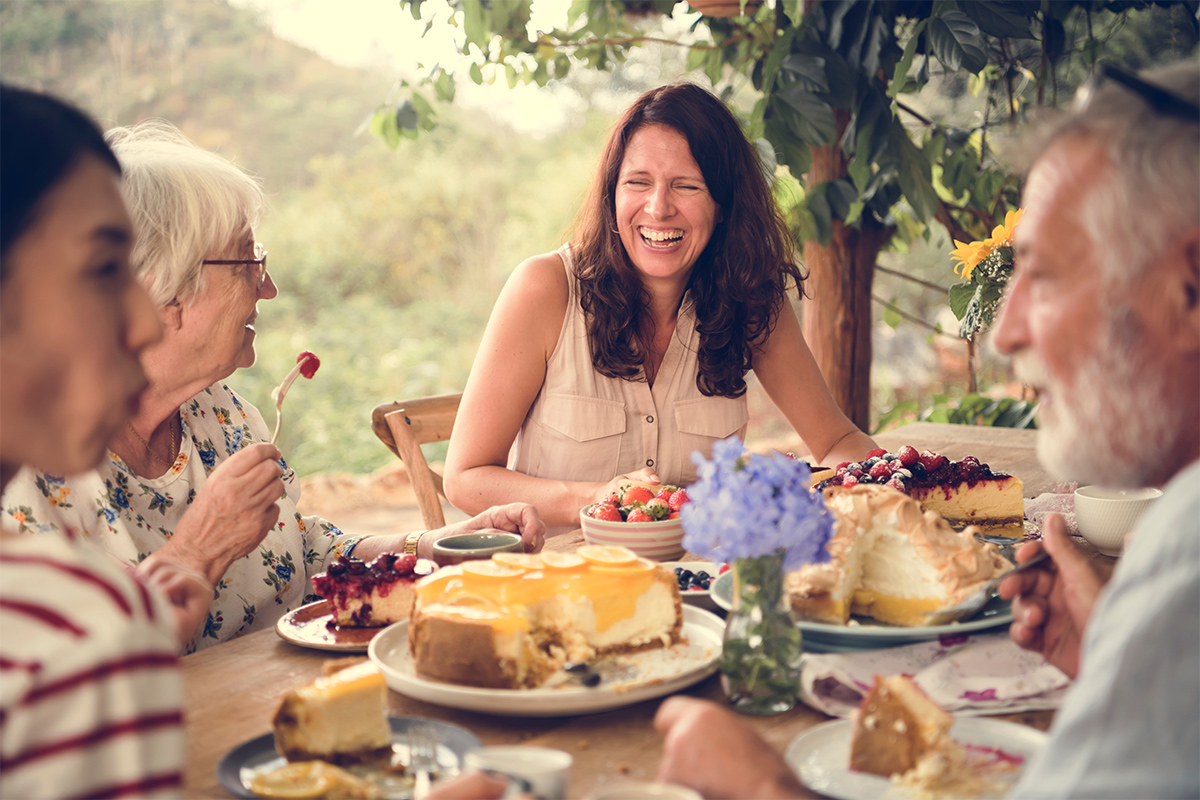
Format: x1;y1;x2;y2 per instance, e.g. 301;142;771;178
272;660;393;765
788;485;1012;626
408;546;683;689
850;675;1023;798
815;446;1024;528
311;553;419;627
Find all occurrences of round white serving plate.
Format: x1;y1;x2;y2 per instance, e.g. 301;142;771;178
369;605;723;717
785;717;1046;800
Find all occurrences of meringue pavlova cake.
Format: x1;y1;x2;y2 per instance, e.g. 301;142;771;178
788;485;1012;626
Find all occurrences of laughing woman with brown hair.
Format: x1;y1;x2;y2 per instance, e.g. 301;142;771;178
445;82;876;535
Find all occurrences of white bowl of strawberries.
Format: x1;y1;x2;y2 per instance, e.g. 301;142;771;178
579;482;691;561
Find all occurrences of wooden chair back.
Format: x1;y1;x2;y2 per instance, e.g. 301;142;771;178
370;393;462;530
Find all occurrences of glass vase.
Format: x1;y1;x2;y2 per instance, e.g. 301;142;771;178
720;550;803;715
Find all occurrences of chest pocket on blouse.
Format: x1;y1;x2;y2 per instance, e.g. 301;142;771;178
674;395;749;464
536;394;627;481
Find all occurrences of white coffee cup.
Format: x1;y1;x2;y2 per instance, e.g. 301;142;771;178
464;745;573;799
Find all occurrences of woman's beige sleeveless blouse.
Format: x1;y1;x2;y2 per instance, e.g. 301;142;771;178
508;244;748;501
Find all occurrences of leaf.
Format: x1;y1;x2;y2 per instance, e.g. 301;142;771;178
462;0;488;51
892;121;938;223
928;11;987;73
469;62;484;85
686;45;707;74
394;99;419;131
784;42;856;108
433;70;455;102
883;299;902;329
764;115;812;177
782;0;802;25
825;178;858;220
891;18;928;98
775;86;838;146
958;0;1032;40
759;24;799;98
705;47;724;85
948;282;977;321
806;189;833;246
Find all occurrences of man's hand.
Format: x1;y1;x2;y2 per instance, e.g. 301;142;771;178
998;513;1109;679
654;696;809;799
136;553;213;647
162;443;284;584
443;503;546;553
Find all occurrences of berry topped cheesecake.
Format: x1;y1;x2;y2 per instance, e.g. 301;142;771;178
311;552;419;627
815;446;1024;527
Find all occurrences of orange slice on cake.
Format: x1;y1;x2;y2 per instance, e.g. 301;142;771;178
576;545;639;565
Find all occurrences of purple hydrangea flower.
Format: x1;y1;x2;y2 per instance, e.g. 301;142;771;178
680;437;835;572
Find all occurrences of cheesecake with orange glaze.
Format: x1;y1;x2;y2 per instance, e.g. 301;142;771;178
408;546;683;689
788;485;1012;627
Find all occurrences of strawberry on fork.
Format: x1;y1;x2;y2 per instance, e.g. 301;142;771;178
270;351;319;445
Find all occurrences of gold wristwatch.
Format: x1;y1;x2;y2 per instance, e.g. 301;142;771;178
403;531;423;556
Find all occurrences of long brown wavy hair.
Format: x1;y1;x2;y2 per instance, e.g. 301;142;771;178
571;82;804;397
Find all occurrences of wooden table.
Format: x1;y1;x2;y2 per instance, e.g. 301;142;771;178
182;423;1058;798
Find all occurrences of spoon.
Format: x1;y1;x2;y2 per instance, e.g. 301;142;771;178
925;549;1053;626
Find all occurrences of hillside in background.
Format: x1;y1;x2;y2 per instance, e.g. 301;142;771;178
1;0;619;475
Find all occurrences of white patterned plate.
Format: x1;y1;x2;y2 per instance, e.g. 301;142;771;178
369;605;723;716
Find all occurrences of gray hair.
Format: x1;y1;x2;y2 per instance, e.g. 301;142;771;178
1028;61;1199;288
105;120;265;308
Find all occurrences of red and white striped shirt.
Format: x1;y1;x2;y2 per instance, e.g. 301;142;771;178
1;530;183;799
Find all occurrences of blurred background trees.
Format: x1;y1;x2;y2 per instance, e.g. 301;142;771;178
3;0;1195;481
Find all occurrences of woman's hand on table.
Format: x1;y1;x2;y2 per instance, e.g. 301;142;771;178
654;697;810;799
136;553;213;647
441;503;547;553
998;513;1107;680
159;443;284;585
427;772;529;799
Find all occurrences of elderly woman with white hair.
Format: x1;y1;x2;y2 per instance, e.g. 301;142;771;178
1;120;545;653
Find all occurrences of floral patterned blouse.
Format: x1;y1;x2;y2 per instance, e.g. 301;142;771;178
1;382;362;653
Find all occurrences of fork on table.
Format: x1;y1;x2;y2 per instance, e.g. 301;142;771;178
408;724;439;800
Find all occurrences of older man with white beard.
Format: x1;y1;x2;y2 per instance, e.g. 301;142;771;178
641;60;1199;800
990;59;1199;797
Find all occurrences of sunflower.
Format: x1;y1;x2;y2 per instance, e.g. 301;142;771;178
949;208;1023;282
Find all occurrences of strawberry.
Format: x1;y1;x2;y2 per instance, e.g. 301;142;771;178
896;445;919;468
621;486;656;506
591;503;623;522
655;487;675;503
867;448;888;459
868;461;894;480
835;461;851;471
841;474;859;487
646;498;671;519
918;450;948;473
668;488;690;512
667;511;680;520
394;554;418;575
626;508;655;523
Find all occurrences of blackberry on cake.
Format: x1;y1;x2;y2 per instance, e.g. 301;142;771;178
815;446;1024;527
311;553;418;628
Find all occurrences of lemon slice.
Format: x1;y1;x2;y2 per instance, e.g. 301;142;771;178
249;761;343;799
461;560;526;579
576;545;638;565
491;553;544;570
539;552;587;570
592;556;658;574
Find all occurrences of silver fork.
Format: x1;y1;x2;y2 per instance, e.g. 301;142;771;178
408;724;438;800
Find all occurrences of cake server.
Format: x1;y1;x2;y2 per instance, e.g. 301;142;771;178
925;549;1052;626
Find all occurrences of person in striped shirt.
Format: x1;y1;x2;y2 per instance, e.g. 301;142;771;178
0;85;210;799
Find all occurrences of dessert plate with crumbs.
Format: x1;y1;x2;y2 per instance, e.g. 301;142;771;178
275;600;385;653
785;717;1046;800
217;716;481;799
369;605;724;717
710;572;1014;654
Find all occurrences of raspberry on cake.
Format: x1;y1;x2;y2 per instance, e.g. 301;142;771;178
272;661;393;765
788;485;1012;626
817;447;1024;527
311;553;419;627
408;546;684;689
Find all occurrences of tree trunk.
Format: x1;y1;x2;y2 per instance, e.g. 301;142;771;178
801;120;893;431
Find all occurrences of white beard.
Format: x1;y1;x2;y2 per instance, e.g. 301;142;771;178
1014;310;1174;488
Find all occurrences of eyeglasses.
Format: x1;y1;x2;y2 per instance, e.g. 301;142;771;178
1074;61;1200;122
202;242;268;289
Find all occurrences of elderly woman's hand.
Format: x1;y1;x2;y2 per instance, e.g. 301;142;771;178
443;503;547;553
159;443;285;585
136;553;213;647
